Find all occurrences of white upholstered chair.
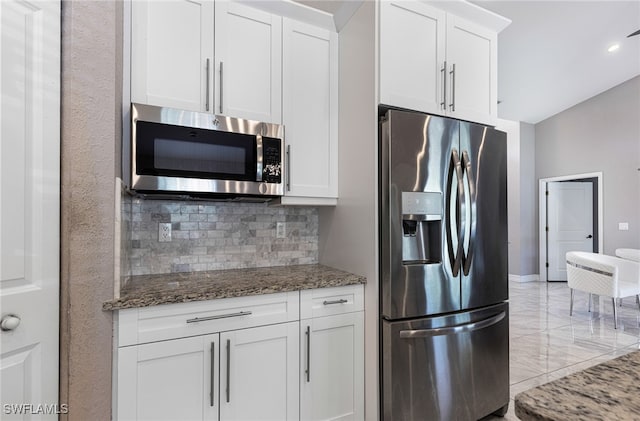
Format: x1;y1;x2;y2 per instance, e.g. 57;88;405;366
566;251;640;329
615;248;640;262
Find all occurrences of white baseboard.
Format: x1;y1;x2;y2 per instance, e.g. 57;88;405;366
509;274;540;283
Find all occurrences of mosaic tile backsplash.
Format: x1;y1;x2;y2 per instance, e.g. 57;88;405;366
127;199;318;276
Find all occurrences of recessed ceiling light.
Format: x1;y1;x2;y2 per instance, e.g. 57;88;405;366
608;43;620;53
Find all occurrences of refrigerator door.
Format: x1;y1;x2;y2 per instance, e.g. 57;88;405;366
459;122;508;310
380;110;460;319
381;302;509;421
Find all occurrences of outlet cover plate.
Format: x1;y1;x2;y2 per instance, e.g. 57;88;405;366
159;223;172;242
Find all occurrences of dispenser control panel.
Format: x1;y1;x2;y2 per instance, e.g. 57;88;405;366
402;192;442;218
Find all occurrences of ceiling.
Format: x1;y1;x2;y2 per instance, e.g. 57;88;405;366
296;0;640;124
474;0;640;124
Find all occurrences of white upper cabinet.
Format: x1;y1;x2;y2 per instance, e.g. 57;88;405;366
280;18;338;204
379;1;504;125
379;1;446;115
131;0;214;112
445;15;497;123
215;2;282;123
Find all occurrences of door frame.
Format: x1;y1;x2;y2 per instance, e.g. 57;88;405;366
538;172;603;282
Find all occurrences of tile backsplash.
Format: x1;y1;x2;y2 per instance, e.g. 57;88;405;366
125;198;318;276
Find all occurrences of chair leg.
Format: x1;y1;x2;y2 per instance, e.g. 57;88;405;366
612;298;618;329
570;288;574;316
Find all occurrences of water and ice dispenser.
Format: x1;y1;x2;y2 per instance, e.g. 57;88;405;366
401;192;442;264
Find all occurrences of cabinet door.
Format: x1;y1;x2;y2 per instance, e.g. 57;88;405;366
282;19;338;201
445;15;497;124
214;2;282;123
220;322;299;421
379;1;445;115
117;334;219;421
131;0;214;112
300;312;364;421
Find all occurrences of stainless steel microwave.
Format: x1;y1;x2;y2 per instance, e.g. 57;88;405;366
128;103;284;198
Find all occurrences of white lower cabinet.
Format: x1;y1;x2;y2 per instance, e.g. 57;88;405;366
299;285;365;421
115;286;364;421
220;323;299;421
118;334;219;421
300;312;364;421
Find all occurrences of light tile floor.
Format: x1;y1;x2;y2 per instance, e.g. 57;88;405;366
483;280;640;420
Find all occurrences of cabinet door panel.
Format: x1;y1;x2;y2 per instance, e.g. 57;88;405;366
131;0;213;111
117;335;219;421
282;19;338;199
215;2;282;123
300;313;364;421
220;323;299;421
379;1;445;114
446;15;497;123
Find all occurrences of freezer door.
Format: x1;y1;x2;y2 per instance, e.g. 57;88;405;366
459;122;508;309
381;303;509;421
380;110;460;319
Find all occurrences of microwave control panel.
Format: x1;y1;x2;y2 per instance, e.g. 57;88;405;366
262;137;282;184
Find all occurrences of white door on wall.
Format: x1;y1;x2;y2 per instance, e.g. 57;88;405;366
1;0;60;418
547;182;594;281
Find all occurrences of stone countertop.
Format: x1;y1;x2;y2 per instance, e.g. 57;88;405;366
103;264;366;311
514;350;640;421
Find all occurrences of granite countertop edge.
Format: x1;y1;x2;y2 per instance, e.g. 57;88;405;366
513;350;640;421
103;264;366;311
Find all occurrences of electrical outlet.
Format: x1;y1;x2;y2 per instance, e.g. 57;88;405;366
619;222;629;231
276;222;286;239
159;223;172;242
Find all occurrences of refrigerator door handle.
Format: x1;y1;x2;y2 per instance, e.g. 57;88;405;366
461;150;476;276
398;311;505;338
445;148;465;276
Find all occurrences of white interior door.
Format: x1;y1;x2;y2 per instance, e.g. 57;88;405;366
1;0;60;418
547;182;594;281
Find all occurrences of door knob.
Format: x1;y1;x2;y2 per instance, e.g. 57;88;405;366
586;235;593;239
1;314;21;331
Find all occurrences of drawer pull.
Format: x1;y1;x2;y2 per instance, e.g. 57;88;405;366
186;311;252;324
323;299;348;306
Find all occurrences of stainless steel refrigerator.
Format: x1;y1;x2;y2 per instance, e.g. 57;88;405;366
379;109;509;421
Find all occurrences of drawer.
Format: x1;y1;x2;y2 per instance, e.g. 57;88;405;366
300;284;364;319
117;291;299;347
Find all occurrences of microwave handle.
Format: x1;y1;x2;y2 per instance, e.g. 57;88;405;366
219;61;224;114
205;58;210;112
286;145;291;191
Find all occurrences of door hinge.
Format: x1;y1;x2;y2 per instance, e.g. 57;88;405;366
546;263;549;268
545;191;549;196
545;226;549;232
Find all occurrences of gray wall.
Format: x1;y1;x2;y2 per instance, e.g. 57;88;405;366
503;119;537;278
535;76;640;255
318;2;377;419
519;122;537;274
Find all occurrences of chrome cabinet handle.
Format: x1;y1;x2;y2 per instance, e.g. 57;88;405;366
461;150;476;276
186;311;252;324
305;325;311;383
205;58;210;112
286;145;291;191
440;60;447;110
1;314;20;331
399;311;505;338
219;61;224;114
226;339;231;403
210;341;215;407
323;299;348;305
449;63;456;111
